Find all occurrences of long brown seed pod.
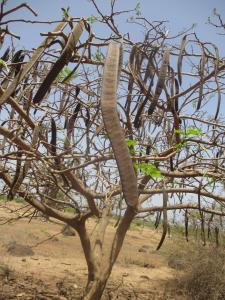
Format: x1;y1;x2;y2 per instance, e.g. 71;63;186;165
185;209;189;242
33;20;84;104
101;43;138;208
177;35;187;86
0;20;68;106
197;44;206;110
148;48;170;115
156;188;168;250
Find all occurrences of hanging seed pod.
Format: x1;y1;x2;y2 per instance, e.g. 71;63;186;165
66;103;81;146
213;45;221;120
85;108;90;127
134;75;154;129
169;157;174;171
1;47;10;62
207;213;214;239
75;86;80;98
174;78;179;112
200;212;206;246
177;35;187;86
50;118;57;156
7;151;22;200
156;189;168;250
154;211;162;229
33;20;84;104
148;49;170;115
101;43;138;208
197;45;206;110
215;226;219;247
184;209;189;242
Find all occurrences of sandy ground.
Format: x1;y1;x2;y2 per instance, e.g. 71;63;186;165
0;201;186;299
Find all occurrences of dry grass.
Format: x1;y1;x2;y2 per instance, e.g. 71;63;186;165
0;261;13;280
174;247;225;300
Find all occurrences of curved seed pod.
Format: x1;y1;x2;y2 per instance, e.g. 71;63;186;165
177;35;187;86
197;45;206;110
12;50;25;76
33;20;84;104
0;47;10;62
144;50;156;83
129;45;137;71
207;213;214;239
156;189;168;250
0;21;68;106
65;103;81;147
148;49;170;115
50;118;57;156
201;212;206;246
101;43;138;208
1;50;24;90
7;151;22;200
215;227;219;247
174;78;179;112
85;107;90;127
169;157;174;171
213;45;221;120
125;45;136;112
117;40;123;84
154;211;161;229
185;209;189;242
134;76;154;129
10;124;40;195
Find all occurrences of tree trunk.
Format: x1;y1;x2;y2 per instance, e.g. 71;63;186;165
82;276;109;300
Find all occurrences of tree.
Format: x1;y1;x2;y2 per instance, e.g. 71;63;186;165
0;1;225;299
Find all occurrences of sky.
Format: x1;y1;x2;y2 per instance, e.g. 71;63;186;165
2;0;225;55
1;0;225;211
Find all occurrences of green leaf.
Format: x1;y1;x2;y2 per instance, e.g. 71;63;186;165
135;1;141;16
125;139;138;147
186;128;203;136
87;15;97;23
0;59;9;72
134;162;163;179
175;127;203;137
61;6;70;18
56;66;78;83
174;129;185;135
93;49;104;61
174;140;187;150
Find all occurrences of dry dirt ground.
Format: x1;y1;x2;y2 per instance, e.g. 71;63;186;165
0;201;188;300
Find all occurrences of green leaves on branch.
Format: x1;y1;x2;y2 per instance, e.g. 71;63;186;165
174;140;187;150
125;139;138;147
174;127;203;149
0;59;9;72
125;139;163;179
56;66;78;83
92;49;104;61
175;127;203;137
203;174;216;187
135;1;141;16
61;6;70;18
87;15;98;23
134;162;163;179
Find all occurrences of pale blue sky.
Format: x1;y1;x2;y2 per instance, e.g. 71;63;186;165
2;0;225;55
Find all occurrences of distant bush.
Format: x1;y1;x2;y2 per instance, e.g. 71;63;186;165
178;248;225;300
0;262;13;280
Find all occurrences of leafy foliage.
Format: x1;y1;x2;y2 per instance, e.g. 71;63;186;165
0;59;9;72
134;162;163;178
87;15;98;23
56;66;78;83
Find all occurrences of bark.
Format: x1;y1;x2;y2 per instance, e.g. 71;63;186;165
83;277;109;300
82;206;136;300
